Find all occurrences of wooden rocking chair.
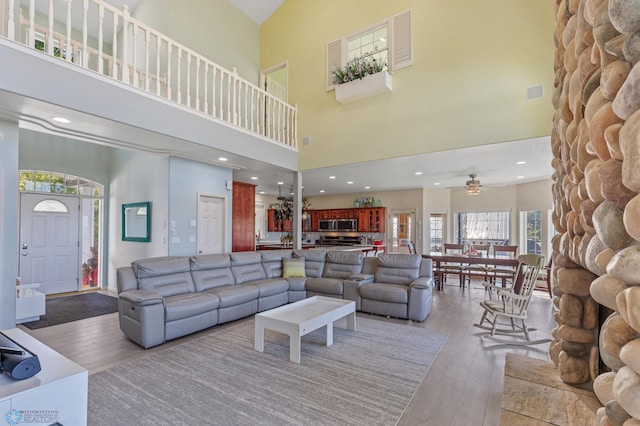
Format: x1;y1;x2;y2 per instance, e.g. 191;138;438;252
474;254;550;345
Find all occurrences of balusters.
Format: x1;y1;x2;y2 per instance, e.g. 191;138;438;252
8;0;297;148
131;24;138;87
111;11;118;78
195;59;200;111
82;0;88;67
155;36;161;95
47;0;54;55
203;63;209;115
28;0;35;49
121;5;129;84
186;53;191;107
166;44;172;100
176;48;182;104
97;3;104;71
7;0;15;40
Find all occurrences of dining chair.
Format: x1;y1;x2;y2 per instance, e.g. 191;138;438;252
462;244;490;288
474;254;549;345
439;243;465;287
490;245;518;286
534;257;553;298
407;241;416;254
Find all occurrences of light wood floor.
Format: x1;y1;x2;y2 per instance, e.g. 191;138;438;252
21;282;559;425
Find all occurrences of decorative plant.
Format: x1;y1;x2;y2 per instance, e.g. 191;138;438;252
332;53;387;85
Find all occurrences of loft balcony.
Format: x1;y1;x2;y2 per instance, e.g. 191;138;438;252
0;0;297;163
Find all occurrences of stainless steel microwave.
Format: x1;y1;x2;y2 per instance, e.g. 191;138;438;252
318;218;357;232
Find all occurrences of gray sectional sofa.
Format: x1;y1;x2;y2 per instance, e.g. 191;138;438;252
116;249;433;348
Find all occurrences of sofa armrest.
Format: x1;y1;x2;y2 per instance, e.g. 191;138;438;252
119;289;164;306
118;290;165;349
348;273;374;282
410;277;433;289
408;278;433;322
117;266;138;293
344;275;374;310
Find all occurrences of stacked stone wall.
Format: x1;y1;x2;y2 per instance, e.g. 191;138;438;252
552;0;640;423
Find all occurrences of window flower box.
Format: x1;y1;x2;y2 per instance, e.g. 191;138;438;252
335;71;392;104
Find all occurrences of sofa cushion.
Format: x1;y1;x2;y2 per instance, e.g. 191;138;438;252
250;278;290;298
286;276;307;292
190;254;235;292
305;277;344;295
374;254;421;285
260;250;293;278
205;285;260;308
134;257;196;297
283;258;306;278
164;292;220;322
323;251;364;279
293;249;326;278
360;283;409;304
231;252;267;284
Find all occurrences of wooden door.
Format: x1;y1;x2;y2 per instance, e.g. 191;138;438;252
232;182;255;252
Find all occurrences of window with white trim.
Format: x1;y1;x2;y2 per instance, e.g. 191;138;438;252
326;9;413;91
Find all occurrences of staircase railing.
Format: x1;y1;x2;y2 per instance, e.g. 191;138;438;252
3;0;297;149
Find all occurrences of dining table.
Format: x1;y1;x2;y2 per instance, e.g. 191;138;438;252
422;252;520;291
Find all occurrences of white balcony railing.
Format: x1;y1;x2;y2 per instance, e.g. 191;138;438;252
2;0;297;149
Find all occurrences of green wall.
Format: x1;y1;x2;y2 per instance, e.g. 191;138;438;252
261;0;556;170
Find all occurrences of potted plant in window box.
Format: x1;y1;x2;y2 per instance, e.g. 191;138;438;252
332;55;392;104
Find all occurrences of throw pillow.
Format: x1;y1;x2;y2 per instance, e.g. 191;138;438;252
283;257;306;278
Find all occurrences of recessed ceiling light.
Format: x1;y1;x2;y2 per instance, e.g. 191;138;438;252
277;181;284;185
516;161;526;165
347;181;354;185
517;175;525;179
320;190;325;193
329;176;336;180
218;157;228;162
250;176;258;180
258;191;265;194
364;186;371;189
52;116;71;124
415;171;423;175
433;182;441;186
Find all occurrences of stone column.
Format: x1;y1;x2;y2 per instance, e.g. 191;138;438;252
552;0;640;423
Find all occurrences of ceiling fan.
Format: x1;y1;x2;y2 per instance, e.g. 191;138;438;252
465;174;483;195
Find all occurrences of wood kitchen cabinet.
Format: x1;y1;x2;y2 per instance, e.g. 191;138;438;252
232;181;255;252
358;207;386;233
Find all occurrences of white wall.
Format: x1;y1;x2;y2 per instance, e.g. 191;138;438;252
108;149;169;291
168;157;233;255
0;119;19;329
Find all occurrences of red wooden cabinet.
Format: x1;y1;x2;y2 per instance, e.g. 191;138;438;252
232;181;255;252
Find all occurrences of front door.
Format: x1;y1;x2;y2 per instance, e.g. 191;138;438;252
19;193;80;295
197;194;225;254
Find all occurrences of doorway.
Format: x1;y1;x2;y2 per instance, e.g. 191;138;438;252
388;210;416;253
19;193;80;295
18;171;103;295
197;194;225;254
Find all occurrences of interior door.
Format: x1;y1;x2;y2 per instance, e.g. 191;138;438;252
197;194;225;254
19;193;80;295
388;210;415;253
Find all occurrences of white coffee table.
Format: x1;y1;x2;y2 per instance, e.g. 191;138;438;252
254;296;356;363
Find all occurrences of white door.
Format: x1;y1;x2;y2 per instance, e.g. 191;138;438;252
19;194;80;295
388;210;415;253
197;194;225;254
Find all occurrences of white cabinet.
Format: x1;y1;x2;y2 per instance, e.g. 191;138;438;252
0;329;88;425
15;284;46;324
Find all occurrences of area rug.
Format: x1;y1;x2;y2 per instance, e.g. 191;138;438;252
88;316;447;425
22;292;118;330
